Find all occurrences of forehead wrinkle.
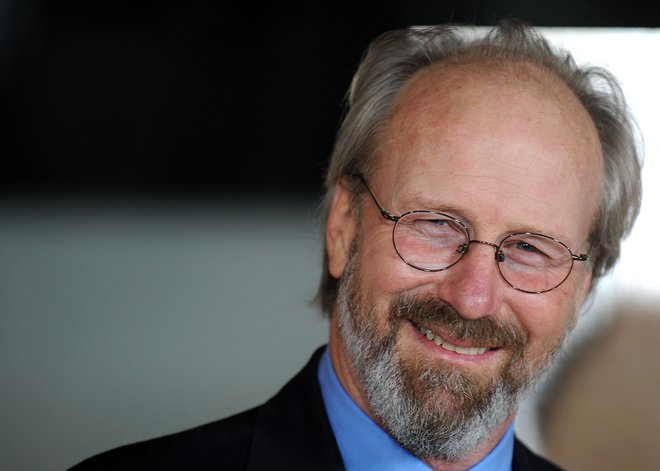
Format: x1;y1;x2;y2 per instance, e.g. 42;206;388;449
466;136;572;185
374;60;602;249
386;84;586;182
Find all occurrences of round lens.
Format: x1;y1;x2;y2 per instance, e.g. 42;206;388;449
497;233;574;293
393;211;468;271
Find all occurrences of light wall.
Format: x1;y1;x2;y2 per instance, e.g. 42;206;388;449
542;28;660;296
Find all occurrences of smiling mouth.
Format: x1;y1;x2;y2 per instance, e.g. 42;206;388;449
412;322;492;356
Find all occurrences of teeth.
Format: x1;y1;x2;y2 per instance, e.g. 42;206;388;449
416;324;488;356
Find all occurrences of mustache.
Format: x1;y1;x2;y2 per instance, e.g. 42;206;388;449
390;295;527;350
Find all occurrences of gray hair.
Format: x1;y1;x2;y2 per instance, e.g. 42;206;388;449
317;21;642;315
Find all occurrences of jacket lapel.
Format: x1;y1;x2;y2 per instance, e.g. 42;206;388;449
246;347;344;470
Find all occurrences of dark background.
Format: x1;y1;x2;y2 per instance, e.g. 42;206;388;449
2;1;657;197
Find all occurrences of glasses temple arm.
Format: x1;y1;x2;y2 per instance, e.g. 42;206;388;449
351;172;398;222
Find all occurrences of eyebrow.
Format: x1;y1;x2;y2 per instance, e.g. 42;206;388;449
393;194;466;219
388;191;458;213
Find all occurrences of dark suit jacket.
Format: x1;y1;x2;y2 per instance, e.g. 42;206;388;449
70;347;562;470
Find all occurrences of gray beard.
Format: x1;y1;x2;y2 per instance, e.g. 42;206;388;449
335;248;568;462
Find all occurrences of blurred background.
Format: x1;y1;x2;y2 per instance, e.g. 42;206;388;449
1;2;659;470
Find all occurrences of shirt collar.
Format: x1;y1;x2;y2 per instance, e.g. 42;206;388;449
317;347;514;470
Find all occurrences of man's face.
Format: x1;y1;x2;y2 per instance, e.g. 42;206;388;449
326;64;603;461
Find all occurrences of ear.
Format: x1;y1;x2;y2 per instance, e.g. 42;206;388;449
326;180;357;279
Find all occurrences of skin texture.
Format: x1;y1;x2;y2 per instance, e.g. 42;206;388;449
325;62;603;470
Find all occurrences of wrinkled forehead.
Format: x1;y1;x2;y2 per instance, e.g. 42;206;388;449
376;60;602;181
370;61;604;241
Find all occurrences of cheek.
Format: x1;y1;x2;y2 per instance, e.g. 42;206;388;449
357;225;436;295
513;290;577;353
355;226;421;313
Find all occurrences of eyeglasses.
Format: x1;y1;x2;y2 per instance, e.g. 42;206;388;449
355;174;589;294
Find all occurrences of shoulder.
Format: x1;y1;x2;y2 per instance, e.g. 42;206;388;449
513;438;564;471
69;408;258;470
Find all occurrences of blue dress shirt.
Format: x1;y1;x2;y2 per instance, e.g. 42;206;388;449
318;347;514;470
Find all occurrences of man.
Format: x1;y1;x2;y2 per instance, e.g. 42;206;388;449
71;22;642;470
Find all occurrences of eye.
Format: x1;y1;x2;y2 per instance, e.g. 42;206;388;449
515;241;540;253
505;239;548;258
397;213;468;249
501;234;569;269
423;218;450;228
412;217;461;237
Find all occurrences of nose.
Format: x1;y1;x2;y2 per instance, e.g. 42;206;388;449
435;240;503;319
